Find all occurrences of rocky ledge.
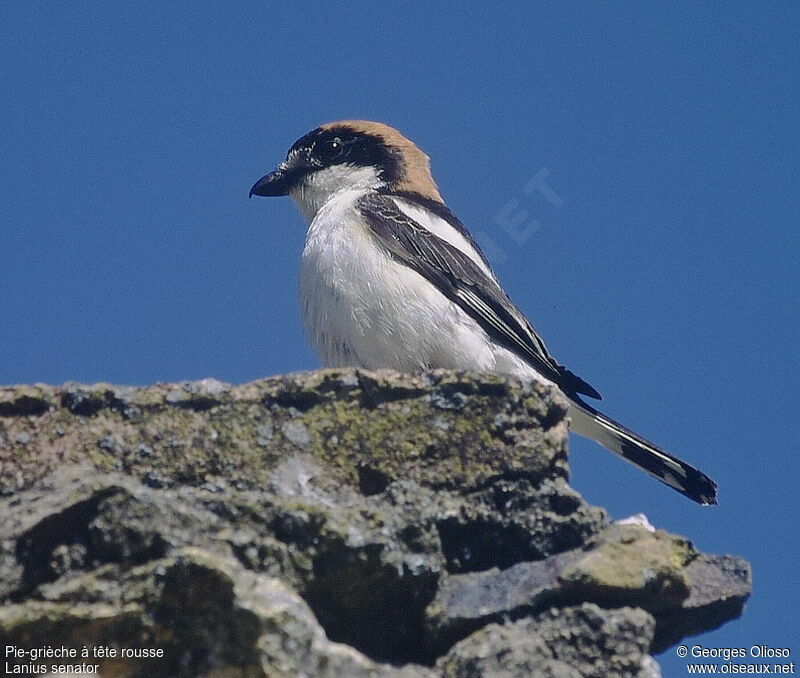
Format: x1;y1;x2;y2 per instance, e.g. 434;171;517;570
0;369;750;677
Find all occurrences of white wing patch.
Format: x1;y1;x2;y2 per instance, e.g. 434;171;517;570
391;197;497;282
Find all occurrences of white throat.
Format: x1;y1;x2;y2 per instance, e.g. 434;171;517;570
290;164;385;223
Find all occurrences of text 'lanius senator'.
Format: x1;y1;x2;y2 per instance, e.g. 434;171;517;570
250;120;717;505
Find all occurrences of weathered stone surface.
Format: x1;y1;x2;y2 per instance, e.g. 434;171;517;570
427;523;750;658
437;603;659;678
2;545;435;677
0;371;571;498
0;369;750;677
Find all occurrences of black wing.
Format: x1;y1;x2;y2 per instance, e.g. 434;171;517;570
358;192;601;400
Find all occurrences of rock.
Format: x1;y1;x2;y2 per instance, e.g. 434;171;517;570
0;369;750;677
437;604;659;678
426;523;750;658
1;546;434;678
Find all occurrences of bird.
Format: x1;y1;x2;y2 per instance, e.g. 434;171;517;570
250;120;717;505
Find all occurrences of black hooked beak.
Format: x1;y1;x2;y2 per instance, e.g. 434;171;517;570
249;165;293;198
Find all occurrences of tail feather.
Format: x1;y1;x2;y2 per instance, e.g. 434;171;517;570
567;397;717;505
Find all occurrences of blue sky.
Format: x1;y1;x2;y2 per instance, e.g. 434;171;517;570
1;3;797;673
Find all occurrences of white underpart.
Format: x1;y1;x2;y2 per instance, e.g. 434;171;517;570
291;164;552;383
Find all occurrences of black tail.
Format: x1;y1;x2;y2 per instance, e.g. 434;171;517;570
567;397;717;505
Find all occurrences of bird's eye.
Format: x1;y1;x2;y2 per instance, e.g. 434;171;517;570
316;138;344;163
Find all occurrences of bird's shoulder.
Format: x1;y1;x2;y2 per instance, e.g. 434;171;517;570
377;189;494;274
